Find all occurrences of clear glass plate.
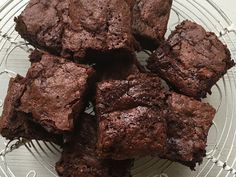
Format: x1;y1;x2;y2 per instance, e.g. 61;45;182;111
0;0;236;177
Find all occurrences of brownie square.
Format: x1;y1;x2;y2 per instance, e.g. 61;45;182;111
0;75;62;145
131;0;173;50
56;113;133;177
15;0;136;59
162;92;216;169
15;0;68;55
96;73;167;159
148;20;235;98
19;51;95;133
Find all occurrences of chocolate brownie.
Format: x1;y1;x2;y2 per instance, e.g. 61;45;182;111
148;20;235;98
96;73;167;159
15;0;68;55
131;0;173;50
162;92;216;169
19;51;95;133
0;75;62;145
15;0;136;59
56;113;133;177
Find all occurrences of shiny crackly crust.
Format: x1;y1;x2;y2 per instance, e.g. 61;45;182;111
96;73;216;169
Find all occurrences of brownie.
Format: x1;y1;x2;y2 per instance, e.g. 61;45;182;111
0;75;62;145
96;72;216;167
96;73;167;159
19;51;95;133
15;0;136;59
161;92;216;169
15;0;68;55
148;20;235;98
56;113;133;177
131;0;173;50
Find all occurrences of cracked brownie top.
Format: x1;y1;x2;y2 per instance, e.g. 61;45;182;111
19;50;95;133
15;0;136;60
0;75;62;144
148;20;235;98
95;72;216;168
96;73;167;159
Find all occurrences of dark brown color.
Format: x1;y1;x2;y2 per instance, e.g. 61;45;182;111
0;75;62;144
19;52;95;133
131;0;173;50
162;92;216;169
15;0;68;55
148;20;235;98
56;113;133;177
96;73;167;159
15;0;135;59
94;53;144;81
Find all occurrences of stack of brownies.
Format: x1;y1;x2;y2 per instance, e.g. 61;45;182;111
0;0;235;176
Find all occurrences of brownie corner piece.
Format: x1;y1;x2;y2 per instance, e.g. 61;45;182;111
0;75;62;144
19;52;95;133
132;0;173;50
96;73;167;159
148;20;235;98
55;113;134;177
163;92;216;169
